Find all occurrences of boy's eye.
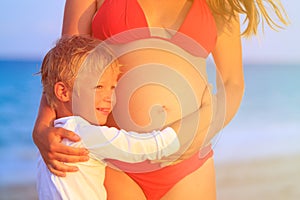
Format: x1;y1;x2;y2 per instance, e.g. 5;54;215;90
95;85;103;89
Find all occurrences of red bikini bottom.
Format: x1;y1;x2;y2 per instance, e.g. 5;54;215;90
107;146;213;200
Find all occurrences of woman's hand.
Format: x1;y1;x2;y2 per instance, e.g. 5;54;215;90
33;94;89;177
33;125;90;177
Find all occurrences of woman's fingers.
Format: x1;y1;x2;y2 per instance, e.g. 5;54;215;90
50;142;89;156
56;127;81;142
45;127;89;157
47;160;78;177
37;127;90;176
53;149;90;163
48;168;67;177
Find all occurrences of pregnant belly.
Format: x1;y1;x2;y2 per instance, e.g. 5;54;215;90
110;46;211;132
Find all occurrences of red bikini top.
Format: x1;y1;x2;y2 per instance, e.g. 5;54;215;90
92;0;217;57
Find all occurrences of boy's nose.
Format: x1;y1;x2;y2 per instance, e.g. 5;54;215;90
103;90;113;102
103;95;112;102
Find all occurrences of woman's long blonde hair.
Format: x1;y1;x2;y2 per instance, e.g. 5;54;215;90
207;0;289;36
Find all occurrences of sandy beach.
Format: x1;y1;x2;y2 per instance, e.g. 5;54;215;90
215;153;300;200
1;153;299;200
0;183;37;200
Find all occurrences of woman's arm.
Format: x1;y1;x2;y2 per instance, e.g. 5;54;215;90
32;94;89;176
212;15;245;127
162;14;245;162
33;0;100;177
62;0;98;35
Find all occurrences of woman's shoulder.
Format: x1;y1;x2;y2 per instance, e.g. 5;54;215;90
96;0;105;10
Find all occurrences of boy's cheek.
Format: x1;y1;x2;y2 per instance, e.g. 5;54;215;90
112;92;117;107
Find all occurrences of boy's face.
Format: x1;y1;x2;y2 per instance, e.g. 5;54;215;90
94;66;118;125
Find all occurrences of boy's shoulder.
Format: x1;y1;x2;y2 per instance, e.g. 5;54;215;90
54;116;91;131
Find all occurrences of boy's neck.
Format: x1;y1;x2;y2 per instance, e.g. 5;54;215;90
55;102;104;126
55;102;73;119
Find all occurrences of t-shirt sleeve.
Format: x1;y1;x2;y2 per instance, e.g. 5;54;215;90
77;125;179;163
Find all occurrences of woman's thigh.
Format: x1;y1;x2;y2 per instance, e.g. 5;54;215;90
104;167;146;200
161;157;216;200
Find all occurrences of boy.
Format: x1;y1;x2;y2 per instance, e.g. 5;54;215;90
36;36;179;200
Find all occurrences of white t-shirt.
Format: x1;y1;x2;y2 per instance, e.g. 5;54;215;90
37;116;179;200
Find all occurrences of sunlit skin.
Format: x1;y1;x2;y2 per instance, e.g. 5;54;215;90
103;35;217;200
112;48;208;131
93;67;118;125
33;0;255;199
32;0;289;197
55;66;118;126
115;2;220;200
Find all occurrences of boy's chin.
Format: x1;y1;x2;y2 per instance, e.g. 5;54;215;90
95;116;108;125
80;116;107;126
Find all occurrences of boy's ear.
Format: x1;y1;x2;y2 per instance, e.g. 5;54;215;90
54;81;71;102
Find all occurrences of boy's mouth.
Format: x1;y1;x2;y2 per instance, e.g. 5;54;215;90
96;107;111;116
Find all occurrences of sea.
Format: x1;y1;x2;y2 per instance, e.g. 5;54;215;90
0;59;299;187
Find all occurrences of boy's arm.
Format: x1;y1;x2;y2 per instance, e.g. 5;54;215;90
77;123;180;163
152;87;217;165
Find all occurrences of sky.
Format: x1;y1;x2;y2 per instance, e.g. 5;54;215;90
0;0;299;63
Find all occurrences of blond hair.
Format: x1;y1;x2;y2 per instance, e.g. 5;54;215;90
207;0;289;36
41;35;119;108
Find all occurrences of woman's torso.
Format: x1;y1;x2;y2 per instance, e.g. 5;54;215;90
92;0;217;132
93;1;218;199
